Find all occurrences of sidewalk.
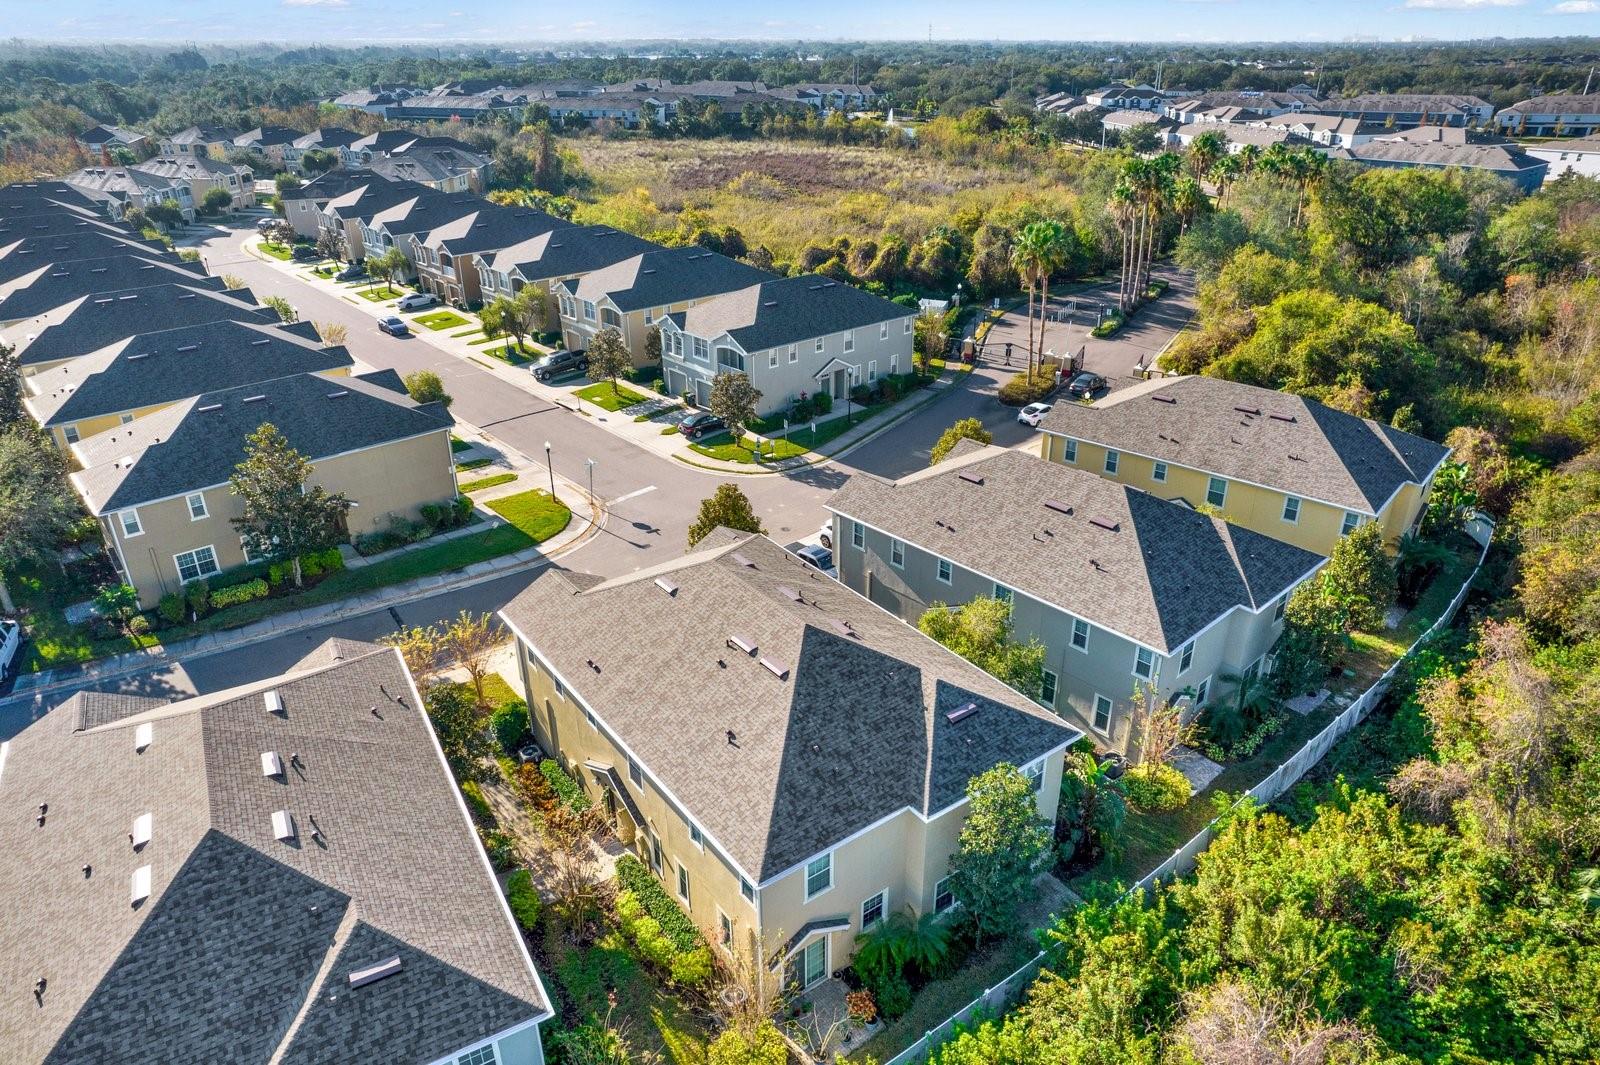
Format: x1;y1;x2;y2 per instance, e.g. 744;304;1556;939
2;469;602;708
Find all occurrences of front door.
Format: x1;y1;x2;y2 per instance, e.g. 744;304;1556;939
785;936;828;991
832;369;847;400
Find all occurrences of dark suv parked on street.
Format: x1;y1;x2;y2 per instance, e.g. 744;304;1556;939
531;349;587;381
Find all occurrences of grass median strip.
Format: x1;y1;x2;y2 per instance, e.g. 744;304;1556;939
357;285;402;302
688;432;809;464
485;489;573;541
575;381;651;411
460;472;518;492
456;457;492;472
414;309;470;330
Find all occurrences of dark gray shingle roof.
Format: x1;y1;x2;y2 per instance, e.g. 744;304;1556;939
0;230;167;287
500;533;1076;882
1039;376;1451;515
565;247;769;312
8;284;273;368
671;274;909;352
828;445;1323;653
487;224;657;280
419;206;572;256
0;253;214;321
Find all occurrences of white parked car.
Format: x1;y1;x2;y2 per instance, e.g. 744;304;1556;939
0;618;21;680
1017;402;1053;427
396;292;438;311
818;519;834;550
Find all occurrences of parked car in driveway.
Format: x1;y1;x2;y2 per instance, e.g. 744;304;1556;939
679;412;725;441
334;262;366;281
396;292;438;311
818;519;834;550
786;542;838;578
530;349;588;381
377;315;410;337
1066;371;1107;399
1017;402;1053;427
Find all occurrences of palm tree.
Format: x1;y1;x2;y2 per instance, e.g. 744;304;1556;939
1009;223;1047;377
1235;143;1262;176
1186;130;1225;183
1209;153;1241;207
1137;154;1179;298
1110;177;1139;313
1173;175;1205;234
1028;220;1069;377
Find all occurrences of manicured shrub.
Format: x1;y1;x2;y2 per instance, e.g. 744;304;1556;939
997;369;1056;406
1122;762;1192;812
461;779;495;826
708;1022;788;1065
846;988;879;1024
614;854;705;954
127;615;151;637
811;390;833;415
539;759;592;812
493;699;530;752
183;580;210;617
300;546;344;578
506;868;542;931
267;562;289;586
157;593;186;625
874;968;912;1019
210;578;270;610
479;827;515;870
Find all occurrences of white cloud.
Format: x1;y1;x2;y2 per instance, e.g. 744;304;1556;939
282;0;349;7
1404;0;1523;8
1551;0;1598;11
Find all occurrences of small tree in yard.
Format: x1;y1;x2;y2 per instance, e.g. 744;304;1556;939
914;312;950;372
585;327;631;396
918;596;1045;696
369;246;409;292
145;198;185;231
1320;523;1396;634
262;295;296;323
220;273;247;291
200;186;234;215
440;610;501;710
313;320;347;346
229;423;351;588
514;285;547;336
644;325;662;363
422;682;495;784
708;371;762;448
382;624;445;688
0;427;82;613
403;369;453;408
315;229;343;262
0;342;23;427
948;764;1052;940
687;483;765;548
929;416;993;465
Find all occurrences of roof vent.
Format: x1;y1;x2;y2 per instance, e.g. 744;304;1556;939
197;403;222;412
130;812;152;849
728;634;757;655
1089;517;1121;532
127;352;150;360
134;722;153;752
326;390;349;398
176;344;199;352
348;956;404;988
759;656;789;680
731;551;755;568
1151;394;1177;405
653;577;678;596
130;864;151;905
957;471;985;486
946;701;979;725
261;751;284;778
264;689;284;715
242;395;266;404
271;810;296;841
778;585;802;602
1233;405;1261;417
1043;499;1073;516
1268;413;1297;423
251;338;271;346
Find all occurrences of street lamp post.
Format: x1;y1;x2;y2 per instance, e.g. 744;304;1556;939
543;440;555;499
584;458;596;503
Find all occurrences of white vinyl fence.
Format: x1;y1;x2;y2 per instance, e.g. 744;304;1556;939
880;524;1492;1065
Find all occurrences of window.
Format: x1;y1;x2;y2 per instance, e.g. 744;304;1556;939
1134;646;1155;680
994;583;1013;604
677;862;691;906
1206;477;1227;508
815;337;825;354
862;890;886;929
1061;437;1077;463
643;308;654;324
649;832;663;876
63;425;81;444
1071;618;1090;652
867;359;877;382
1092;694;1113;732
582;300;596;322
185;493;207;520
1104;449;1120;475
890;354;899;374
1282;495;1301;524
879;322;889;340
120;413;134;425
1023;758;1045;790
1152;460;1168;483
1041;670;1057;706
851;521;864;549
690;823;704;849
118;509;143;538
1193;676;1210;708
934;876;956;914
788;345;798;364
805;853;833;900
843;330;855;353
741;878;755;903
769;351;778;369
628;757;642;786
1341;511;1360;536
692;337;709;363
718;909;734;948
889;538;905;568
936;558;952;584
1179;641;1194;674
457;1047;497;1065
904;319;914;334
174;546;219;583
1273;595;1287;622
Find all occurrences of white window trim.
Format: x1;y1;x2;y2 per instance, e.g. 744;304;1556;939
867;359;877;382
933;874;958;914
186;492;208;521
851;521;864;550
1152;460;1167;483
1071;617;1090;653
889;538;905;569
788;345;798;363
676;860;691;906
814;337;825;354
63;425;81;444
879;322;889;340
1193;675;1211;708
804;851;834;901
1207;477;1228;508
1133;646;1155;680
768;351;778;369
1040;669;1058;707
1282;495;1301;524
1022;756;1046;789
118;508;143;538
1341;511;1360;536
1091;693;1113;734
936;557;952;585
715;906;735;952
1273;595;1287;622
861;887;889;930
842;330;855;353
1104;449;1120;475
1178;641;1195;675
173;544;219;583
1062;437;1077;463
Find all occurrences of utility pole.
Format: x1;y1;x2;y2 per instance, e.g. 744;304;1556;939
1586;66;1596;96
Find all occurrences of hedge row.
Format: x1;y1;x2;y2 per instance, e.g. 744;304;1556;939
539;759;592;813
210;578;269;610
615;853;703;954
506;868;542;931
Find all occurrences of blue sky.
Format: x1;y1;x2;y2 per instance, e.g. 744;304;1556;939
14;0;1600;43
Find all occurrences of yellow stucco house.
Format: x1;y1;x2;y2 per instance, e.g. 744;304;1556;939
499;531;1077;994
1038;376;1451;556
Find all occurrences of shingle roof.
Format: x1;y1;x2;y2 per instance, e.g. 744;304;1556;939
278;168;387;203
366;192;482;242
563;247;769;312
1502;92;1600;114
0;230;167;287
1038;376;1451;515
0;641;548;1065
829;445;1322;653
417;206;572;256
0;182;110;211
234;125;305;148
8;284;273;368
0;206;125;236
321;176;436;222
499;533;1076;883
134;155;252;181
1344;139;1545;174
165;125;239;144
368;146;489;186
670;274;909;352
64;167;184;199
0;252;215;321
24;319;351;427
1327;93;1489;114
290;127;361;150
70;369;451;512
487;224;657;280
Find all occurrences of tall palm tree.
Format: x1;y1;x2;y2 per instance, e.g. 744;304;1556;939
1110;177;1139;313
1186;130;1225;183
1009;223;1048;375
1173;175;1205;234
1235;143;1262;177
1138;153;1180;297
1209;153;1241;207
1029;220;1069;377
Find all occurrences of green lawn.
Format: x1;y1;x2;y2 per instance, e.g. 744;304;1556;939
258;241;292;261
459;472;518;493
689;432;809;464
485;489;572;542
413;309;471;331
575;381;651;412
456;458;492;472
357;285;402;302
450;435;473;453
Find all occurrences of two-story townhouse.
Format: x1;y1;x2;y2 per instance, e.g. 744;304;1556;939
277;168;385;239
358;192;482;277
0;251;217;326
1329;139;1548;193
1246;113;1384;148
657;273;916;414
1495;93;1600;138
231;125;305;166
478;224;657;326
1318;94;1494;128
827;444;1324;757
1524;135;1600;182
0;229;169;292
75;125;150;156
1038;376;1451;556
132;154;256;211
62;166;195;222
157;125;240;159
553;247;769;368
500;530;1076;991
341;133;493;190
281;126;361;175
0;179;123;221
7;282;274;378
23;319;353;449
0;638;553;1065
315;174;435;257
68;369;456;609
409;206;572;307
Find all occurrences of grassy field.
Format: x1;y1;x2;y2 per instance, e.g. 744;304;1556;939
358;285;402;302
575;381;651;411
567;138;1076;263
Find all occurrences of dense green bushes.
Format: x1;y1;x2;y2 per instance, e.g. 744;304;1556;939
539;759;591;812
209;578;269;610
997;369;1056;406
506;869;542;931
1120;762;1191;812
613;855;712;988
492;699;529;752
